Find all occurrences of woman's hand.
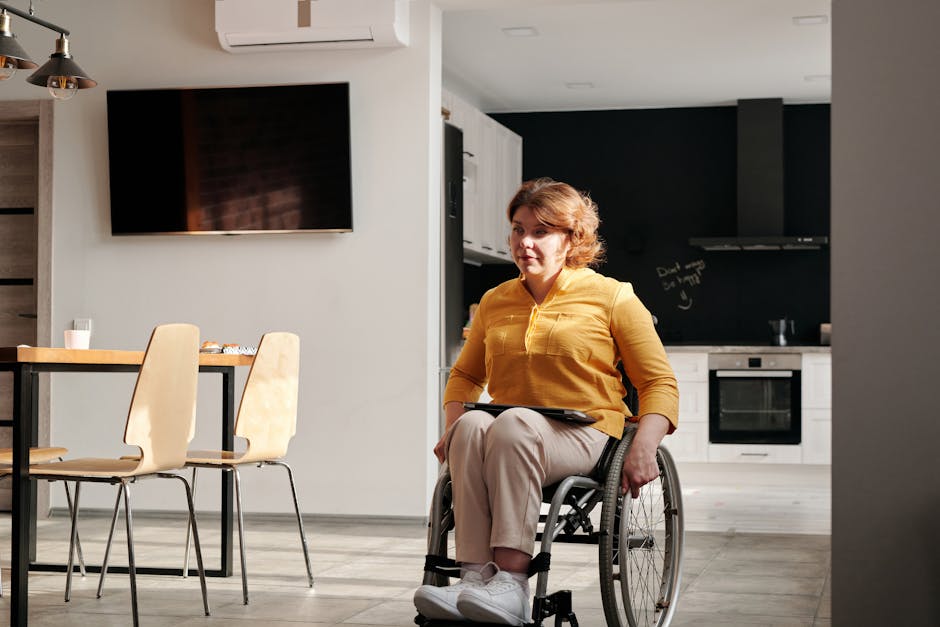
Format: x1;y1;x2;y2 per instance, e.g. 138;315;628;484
434;401;467;463
621;440;659;498
621;413;671;498
433;433;448;463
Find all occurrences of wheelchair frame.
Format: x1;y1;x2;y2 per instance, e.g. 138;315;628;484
418;427;684;627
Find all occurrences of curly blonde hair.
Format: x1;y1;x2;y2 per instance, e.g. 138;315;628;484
506;178;605;268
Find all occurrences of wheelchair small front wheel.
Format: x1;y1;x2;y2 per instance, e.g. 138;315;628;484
598;435;684;627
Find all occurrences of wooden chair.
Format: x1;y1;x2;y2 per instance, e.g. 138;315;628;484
0;447;86;597
0;447;68;465
27;323;210;626
176;331;312;604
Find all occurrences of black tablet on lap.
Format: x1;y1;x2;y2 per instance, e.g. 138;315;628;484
463;402;597;424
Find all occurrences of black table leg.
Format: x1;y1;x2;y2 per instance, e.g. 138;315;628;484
11;365;33;627
28;371;38;563
220;366;235;577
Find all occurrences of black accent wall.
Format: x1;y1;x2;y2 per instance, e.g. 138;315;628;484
465;104;830;346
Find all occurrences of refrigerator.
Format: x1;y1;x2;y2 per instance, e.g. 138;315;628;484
439;122;464;434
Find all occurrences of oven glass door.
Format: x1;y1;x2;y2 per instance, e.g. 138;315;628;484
710;370;801;444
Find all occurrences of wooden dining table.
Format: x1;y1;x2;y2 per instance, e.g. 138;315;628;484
0;346;254;626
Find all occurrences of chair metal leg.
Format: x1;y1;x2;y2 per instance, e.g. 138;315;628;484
182;474;210;616
267;460;314;587
161;472;211;616
62;481;87;577
0;477;89;599
97;484;124;598
64;482;82;602
123;481;140;627
53;458;87;578
181;466;197;577
233;467;249;605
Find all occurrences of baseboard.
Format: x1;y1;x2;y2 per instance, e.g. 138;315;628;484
43;507;427;527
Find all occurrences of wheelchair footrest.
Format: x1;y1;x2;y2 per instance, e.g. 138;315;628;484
533;589;578;627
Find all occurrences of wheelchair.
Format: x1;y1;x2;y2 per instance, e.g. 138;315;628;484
417;425;684;627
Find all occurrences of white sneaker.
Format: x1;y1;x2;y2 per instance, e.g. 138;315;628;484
414;570;484;621
457;570;530;626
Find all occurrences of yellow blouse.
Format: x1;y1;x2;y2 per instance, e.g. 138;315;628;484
444;267;679;439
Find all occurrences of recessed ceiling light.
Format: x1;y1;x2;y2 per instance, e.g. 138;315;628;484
793;15;829;26
804;74;831;82
565;82;595;90
501;26;539;38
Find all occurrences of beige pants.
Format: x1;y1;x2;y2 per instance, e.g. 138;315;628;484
444;407;611;564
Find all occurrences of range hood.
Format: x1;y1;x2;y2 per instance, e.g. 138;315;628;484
689;98;829;251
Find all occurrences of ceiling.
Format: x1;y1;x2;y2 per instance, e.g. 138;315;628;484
437;0;831;113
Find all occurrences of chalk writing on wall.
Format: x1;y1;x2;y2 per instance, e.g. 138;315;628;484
657;259;706;311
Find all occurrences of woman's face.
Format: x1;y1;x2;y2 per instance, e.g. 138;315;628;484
510;205;571;282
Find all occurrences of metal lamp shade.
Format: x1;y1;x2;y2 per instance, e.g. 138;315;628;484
27;52;96;88
0;32;37;69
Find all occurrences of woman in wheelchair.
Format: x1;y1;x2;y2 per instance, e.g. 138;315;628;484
414;178;679;625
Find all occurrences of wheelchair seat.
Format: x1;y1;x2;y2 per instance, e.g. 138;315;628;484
417;425;684;627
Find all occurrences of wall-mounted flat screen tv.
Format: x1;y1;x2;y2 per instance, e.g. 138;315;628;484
107;82;352;235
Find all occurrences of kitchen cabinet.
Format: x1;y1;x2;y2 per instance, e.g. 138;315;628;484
664;352;708;462
664;347;832;465
801;353;832;464
442;89;520;264
707;443;803;464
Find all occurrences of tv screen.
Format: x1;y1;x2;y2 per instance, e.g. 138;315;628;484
107;83;352;234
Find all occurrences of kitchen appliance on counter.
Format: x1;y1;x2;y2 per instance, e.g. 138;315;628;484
769;317;795;346
709;352;801;445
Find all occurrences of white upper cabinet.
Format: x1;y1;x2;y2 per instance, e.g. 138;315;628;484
443;89;520;264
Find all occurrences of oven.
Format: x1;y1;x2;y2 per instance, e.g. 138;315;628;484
709;353;802;445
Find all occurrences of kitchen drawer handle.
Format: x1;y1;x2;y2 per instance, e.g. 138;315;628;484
739;452;769;457
481;245;493;250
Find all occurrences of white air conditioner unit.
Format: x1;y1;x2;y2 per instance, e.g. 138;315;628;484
215;0;409;53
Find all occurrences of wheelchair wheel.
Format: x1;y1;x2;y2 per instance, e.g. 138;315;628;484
598;432;683;627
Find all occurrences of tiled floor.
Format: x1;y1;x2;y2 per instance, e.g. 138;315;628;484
0;464;830;626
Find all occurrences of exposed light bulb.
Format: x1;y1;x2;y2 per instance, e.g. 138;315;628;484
0;55;16;80
46;74;77;100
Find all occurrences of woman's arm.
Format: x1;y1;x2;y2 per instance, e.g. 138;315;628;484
609;284;679;496
610;284;679;432
441;297;489;410
434;296;491;463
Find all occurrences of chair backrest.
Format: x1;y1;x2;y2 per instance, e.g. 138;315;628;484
124;324;200;474
235;332;300;462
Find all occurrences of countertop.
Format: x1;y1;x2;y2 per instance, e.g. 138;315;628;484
664;344;831;353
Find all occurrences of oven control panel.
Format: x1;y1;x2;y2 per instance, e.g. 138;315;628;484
708;353;802;371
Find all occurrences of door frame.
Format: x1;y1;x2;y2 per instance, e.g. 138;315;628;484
1;100;53;514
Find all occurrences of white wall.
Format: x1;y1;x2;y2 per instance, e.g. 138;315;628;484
1;0;443;517
832;0;940;624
